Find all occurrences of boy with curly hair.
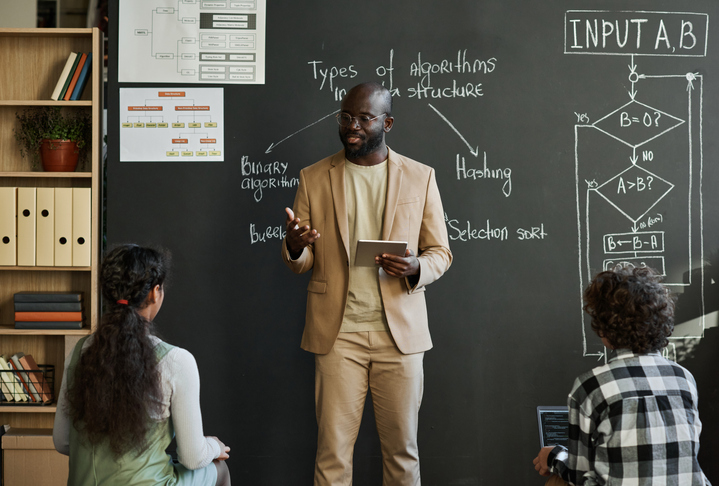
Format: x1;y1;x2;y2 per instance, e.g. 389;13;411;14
533;265;711;485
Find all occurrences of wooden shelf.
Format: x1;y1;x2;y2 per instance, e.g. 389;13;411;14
0;100;92;106
0;27;102;429
0;266;91;272
0;28;92;37
0;405;57;413
0;172;92;178
0;325;91;336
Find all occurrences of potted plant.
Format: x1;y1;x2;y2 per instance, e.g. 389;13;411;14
14;107;92;172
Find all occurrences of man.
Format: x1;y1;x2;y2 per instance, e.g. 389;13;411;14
282;82;452;485
533;266;711;486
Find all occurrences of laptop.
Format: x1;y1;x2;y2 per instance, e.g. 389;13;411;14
537;406;569;448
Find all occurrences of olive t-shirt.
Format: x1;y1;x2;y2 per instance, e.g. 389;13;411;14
340;159;390;333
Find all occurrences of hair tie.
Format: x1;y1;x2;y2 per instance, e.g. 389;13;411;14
117;300;129;305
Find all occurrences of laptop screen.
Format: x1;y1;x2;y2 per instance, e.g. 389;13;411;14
537;406;569;448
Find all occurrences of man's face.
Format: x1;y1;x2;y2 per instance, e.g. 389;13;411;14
338;88;388;159
339;117;385;159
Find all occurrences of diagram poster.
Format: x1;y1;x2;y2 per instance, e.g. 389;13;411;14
118;0;266;84
120;87;224;162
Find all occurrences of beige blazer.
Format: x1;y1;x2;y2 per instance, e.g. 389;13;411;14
282;148;452;355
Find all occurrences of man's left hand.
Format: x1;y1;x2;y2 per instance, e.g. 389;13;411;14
376;249;419;278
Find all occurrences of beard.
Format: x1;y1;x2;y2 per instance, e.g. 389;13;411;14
339;126;385;159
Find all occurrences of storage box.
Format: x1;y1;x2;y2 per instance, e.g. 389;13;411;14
2;428;68;486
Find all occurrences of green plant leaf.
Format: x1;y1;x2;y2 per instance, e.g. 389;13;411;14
14;106;91;170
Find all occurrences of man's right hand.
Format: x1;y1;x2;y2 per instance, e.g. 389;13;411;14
285;207;320;259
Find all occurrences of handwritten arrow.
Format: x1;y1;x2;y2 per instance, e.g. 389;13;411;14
266;110;339;153
628;56;637;74
427;103;479;156
628;55;638;100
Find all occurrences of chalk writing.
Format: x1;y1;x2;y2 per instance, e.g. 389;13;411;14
447;218;508;242
307;49;498;102
407;50;496;99
241;176;298;202
375;49;400;97
646;213;663;227
409;50;497;83
446;218;549;242
564;11;708;56
456;153;512;197
604;231;663;253
239;155;298;202
569;9;708;359
307;60;358;93
407;79;484;100
250;223;286;244
242;157;288;176
516;224;547;240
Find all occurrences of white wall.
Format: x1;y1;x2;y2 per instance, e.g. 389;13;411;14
0;0;37;28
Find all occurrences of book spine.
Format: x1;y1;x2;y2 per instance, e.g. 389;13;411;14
58;53;82;100
11;356;40;402
14;293;82;303
50;52;77;101
0;358;16;400
63;52;87;101
14;321;83;330
19;355;52;402
6;361;32;402
70;52;92;101
15;311;83;322
14;302;82;312
2;371;28;401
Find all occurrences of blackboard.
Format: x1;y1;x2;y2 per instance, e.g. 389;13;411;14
106;1;719;484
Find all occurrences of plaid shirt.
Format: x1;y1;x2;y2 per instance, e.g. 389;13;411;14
548;349;711;486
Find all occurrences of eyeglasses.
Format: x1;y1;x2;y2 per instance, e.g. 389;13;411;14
336;112;387;128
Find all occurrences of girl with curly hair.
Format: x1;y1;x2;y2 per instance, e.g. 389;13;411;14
53;244;231;485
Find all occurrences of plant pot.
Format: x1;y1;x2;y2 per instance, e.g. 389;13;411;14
40;139;79;172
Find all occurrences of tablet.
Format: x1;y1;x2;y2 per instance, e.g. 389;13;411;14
537;406;569;448
355;240;408;267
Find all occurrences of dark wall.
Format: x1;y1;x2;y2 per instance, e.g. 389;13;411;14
106;1;719;484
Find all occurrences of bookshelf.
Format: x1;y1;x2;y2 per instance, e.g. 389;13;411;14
0;28;102;428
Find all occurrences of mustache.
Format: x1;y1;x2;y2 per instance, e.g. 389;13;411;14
343;131;364;140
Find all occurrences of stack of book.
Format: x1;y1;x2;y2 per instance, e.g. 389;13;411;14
50;51;93;101
14;291;83;330
0;352;54;404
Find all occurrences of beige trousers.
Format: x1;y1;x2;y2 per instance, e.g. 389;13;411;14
314;331;425;486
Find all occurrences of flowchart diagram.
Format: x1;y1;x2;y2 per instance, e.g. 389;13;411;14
566;10;709;360
118;0;266;84
120;88;224;162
